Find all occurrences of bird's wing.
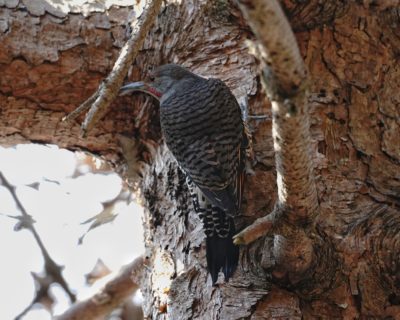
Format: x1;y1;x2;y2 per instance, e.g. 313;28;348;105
162;78;245;214
179;123;245;215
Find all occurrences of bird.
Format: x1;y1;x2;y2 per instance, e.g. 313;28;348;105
120;64;246;284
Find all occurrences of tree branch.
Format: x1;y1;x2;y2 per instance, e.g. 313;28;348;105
236;0;319;282
0;171;76;313
55;256;145;320
63;0;163;137
237;0;307;95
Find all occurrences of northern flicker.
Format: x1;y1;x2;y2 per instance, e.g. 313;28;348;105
120;64;245;284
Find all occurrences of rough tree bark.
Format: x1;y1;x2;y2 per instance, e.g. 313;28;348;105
1;0;400;319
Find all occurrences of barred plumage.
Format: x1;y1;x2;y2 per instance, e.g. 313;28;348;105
120;64;246;284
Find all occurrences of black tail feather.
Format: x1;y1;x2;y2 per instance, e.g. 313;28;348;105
206;220;239;284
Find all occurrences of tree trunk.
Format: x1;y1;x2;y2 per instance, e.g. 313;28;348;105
1;0;400;318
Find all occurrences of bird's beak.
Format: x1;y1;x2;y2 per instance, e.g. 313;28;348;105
119;81;148;96
119;81;162;100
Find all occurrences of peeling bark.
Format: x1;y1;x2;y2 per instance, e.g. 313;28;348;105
1;0;400;319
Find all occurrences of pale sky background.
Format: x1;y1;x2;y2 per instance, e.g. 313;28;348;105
0;144;144;319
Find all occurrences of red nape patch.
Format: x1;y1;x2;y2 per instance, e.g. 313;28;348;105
148;87;162;98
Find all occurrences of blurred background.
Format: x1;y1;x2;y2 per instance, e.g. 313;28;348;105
0;144;145;319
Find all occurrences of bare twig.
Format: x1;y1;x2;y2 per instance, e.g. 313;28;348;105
63;0;163;137
55;255;145;320
15;303;34;320
0;172;76;304
62;91;97;122
15;272;55;320
79;188;131;244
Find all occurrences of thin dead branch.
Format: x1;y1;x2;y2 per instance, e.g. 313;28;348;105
55;255;145;320
0;171;76;317
63;0;163;137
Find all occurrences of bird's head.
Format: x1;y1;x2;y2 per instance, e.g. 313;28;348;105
120;64;200;100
